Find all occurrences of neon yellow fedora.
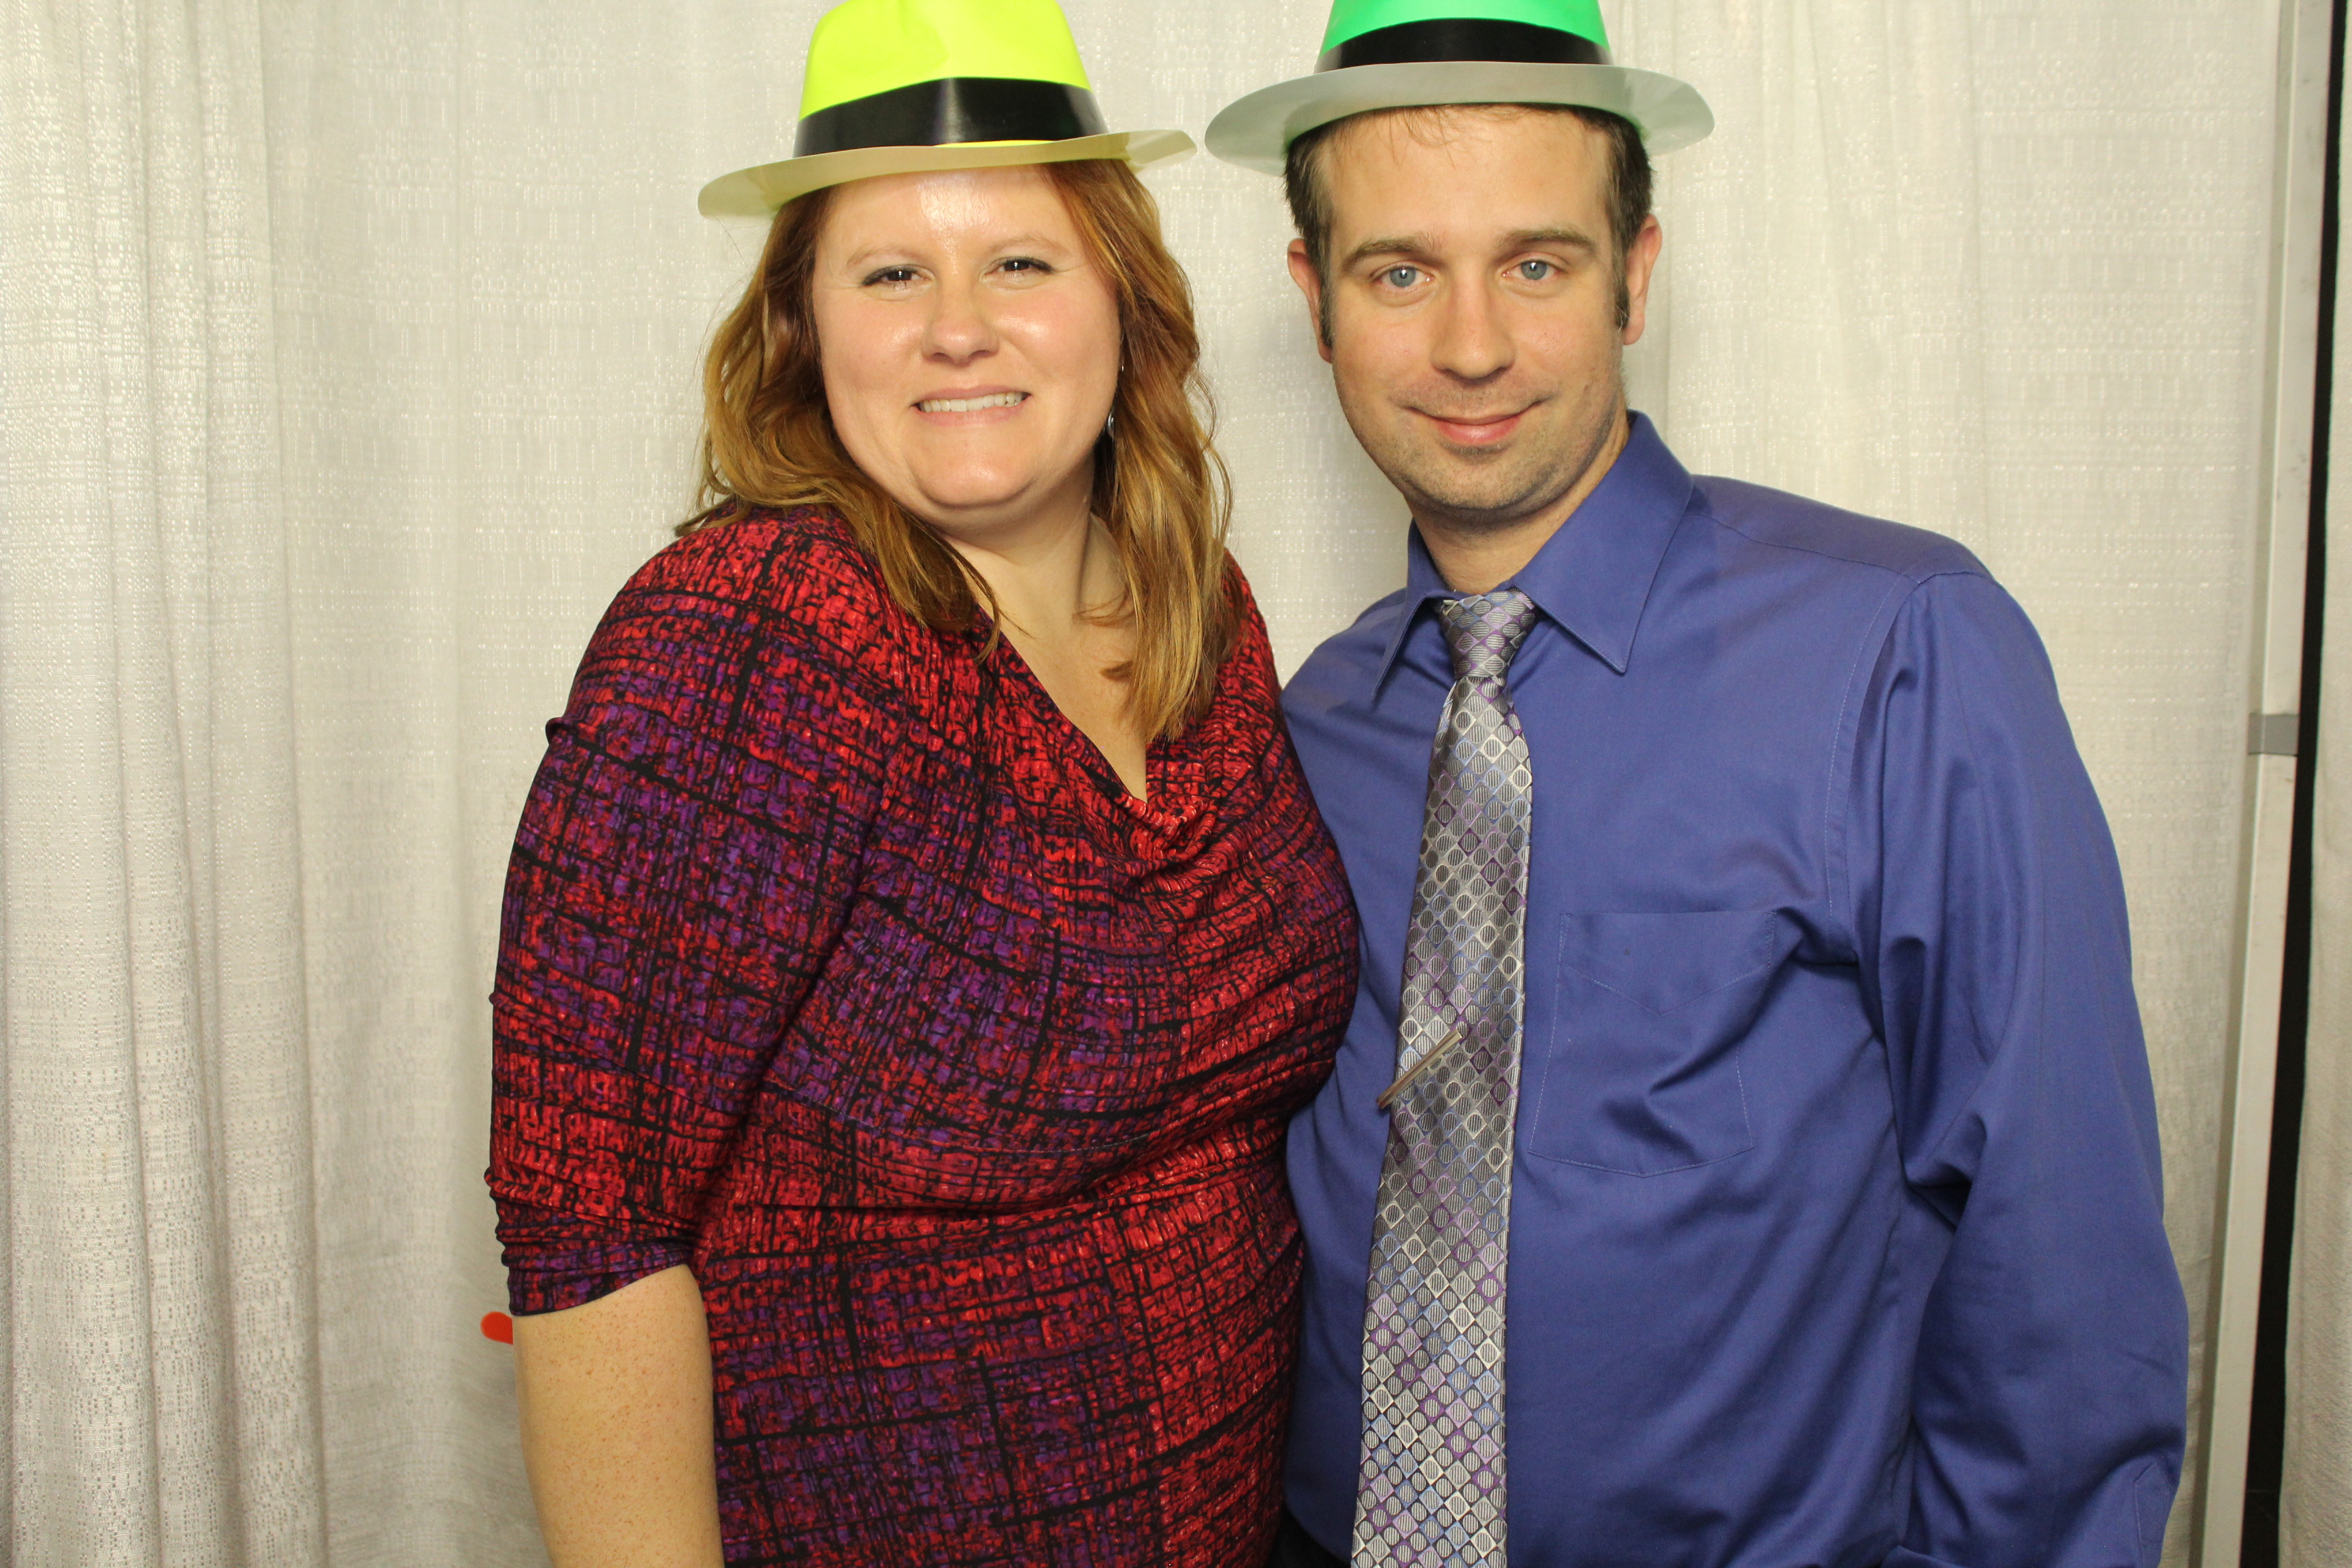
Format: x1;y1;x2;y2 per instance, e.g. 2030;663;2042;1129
698;0;1194;218
1205;0;1710;175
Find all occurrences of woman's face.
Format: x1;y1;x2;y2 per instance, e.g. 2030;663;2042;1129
812;166;1122;550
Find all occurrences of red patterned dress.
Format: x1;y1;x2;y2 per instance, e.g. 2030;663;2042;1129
489;508;1359;1567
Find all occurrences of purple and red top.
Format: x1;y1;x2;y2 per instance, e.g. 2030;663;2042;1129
489;507;1358;1566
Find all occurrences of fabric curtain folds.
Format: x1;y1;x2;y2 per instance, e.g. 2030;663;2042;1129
0;0;2314;1563
0;0;323;1561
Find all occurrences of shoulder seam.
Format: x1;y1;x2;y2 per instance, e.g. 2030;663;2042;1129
1689;483;1989;585
621;510;929;725
1711;513;1989;587
1822;570;1984;958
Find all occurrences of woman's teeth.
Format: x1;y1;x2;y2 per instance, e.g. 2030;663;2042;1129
918;392;1026;413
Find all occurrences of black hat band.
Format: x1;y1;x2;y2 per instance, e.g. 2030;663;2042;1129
794;77;1110;159
1318;17;1612;73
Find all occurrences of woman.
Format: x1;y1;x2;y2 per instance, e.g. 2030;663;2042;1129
486;0;1359;1563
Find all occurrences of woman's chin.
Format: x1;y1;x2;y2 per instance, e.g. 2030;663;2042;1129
903;469;1090;539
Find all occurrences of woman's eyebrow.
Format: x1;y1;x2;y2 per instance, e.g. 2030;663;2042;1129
834;232;1073;270
836;243;920;270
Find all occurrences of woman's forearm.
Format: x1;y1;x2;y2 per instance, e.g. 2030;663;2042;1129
512;1264;725;1568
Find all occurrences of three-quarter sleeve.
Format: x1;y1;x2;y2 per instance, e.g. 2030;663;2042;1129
1846;569;2190;1567
488;528;898;1314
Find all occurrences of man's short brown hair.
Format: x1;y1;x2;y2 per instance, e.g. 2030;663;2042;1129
1283;104;1652;341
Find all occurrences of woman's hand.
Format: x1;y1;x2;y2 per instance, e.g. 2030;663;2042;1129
512;1264;725;1568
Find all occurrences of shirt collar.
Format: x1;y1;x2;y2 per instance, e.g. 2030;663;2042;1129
1373;411;1696;684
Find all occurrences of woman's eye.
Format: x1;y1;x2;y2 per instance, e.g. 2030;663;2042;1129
863;267;921;287
1516;259;1555;282
998;257;1052;276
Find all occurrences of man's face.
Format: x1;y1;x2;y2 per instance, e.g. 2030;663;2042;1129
1288;109;1661;537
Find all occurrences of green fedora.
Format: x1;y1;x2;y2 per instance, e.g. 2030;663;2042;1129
1204;0;1710;175
699;0;1193;218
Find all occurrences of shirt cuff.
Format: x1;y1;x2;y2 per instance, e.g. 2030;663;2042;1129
494;1195;693;1315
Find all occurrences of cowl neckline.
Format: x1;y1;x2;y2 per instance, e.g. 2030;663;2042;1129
971;626;1263;871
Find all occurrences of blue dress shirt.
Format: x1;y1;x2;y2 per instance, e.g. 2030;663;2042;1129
1280;414;2190;1568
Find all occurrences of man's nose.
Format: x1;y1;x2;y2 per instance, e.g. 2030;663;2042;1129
1428;277;1514;383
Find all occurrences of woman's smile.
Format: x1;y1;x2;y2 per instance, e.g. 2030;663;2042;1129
913;387;1030;418
815;166;1120;543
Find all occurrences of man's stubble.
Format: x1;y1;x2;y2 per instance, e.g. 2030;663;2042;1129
1332;342;1629;543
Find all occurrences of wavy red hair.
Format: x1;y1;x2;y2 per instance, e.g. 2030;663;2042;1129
683;160;1237;740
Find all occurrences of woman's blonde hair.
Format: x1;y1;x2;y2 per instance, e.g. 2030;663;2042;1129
683;159;1238;740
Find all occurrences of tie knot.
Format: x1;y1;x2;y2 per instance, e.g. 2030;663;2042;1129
1439;590;1537;683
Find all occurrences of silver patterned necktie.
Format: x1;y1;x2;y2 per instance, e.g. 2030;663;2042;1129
1354;589;1538;1568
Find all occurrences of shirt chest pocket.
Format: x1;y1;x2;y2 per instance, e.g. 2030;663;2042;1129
1522;909;1795;1176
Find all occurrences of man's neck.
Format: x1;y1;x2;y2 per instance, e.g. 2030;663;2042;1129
1415;406;1630;593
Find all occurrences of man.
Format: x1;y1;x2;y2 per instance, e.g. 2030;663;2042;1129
1205;5;2191;1566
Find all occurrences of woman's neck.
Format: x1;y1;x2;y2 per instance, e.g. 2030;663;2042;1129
939;494;1149;798
931;461;1115;630
946;495;1118;641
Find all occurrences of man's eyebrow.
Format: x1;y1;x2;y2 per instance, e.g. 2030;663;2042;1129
1339;227;1603;270
1341;235;1437;268
1504;227;1601;254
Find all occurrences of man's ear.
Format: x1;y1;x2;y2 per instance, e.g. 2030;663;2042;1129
1621;214;1664;347
1286;239;1336;365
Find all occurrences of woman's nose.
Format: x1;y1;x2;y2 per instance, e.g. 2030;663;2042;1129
923;274;997;362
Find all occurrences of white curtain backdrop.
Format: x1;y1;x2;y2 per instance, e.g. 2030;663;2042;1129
0;0;2291;1563
2281;59;2351;1561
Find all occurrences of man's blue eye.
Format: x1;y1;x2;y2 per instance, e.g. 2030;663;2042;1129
1518;260;1554;281
1384;267;1420;288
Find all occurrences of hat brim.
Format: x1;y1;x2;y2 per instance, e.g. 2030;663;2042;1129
1204;61;1710;174
699;129;1196;218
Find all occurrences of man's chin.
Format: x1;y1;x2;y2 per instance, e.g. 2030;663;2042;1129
1384;457;1563;532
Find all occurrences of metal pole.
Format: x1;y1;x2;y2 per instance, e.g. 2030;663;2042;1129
2193;1;2334;1561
